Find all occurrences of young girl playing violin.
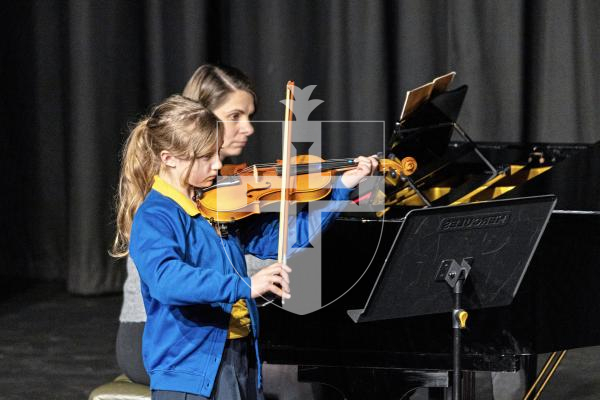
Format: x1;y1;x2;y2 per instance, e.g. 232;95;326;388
116;64;379;389
116;65;260;386
113;94;377;399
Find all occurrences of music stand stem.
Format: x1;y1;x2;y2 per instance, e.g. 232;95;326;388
438;257;472;400
453;278;465;400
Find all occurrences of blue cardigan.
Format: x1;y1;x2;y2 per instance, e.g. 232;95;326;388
130;177;352;396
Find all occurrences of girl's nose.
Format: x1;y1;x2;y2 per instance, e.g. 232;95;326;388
212;157;223;171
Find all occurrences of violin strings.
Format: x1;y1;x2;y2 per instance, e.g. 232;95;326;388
274;161;357;175
233;159;357;175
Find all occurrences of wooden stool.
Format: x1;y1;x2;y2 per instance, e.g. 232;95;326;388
88;374;150;400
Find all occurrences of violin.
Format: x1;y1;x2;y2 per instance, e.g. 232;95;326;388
194;154;417;223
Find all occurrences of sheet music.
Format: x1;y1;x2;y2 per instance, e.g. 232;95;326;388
400;71;456;121
432;71;456;94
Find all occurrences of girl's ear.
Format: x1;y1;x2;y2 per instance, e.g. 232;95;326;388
160;150;177;168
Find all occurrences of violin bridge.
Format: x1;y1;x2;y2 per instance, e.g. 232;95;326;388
253;165;259;183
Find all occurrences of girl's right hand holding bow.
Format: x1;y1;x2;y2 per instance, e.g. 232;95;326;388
250;263;292;300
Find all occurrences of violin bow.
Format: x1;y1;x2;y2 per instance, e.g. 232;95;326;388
277;81;294;305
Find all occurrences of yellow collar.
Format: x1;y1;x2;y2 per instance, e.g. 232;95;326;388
152;175;200;217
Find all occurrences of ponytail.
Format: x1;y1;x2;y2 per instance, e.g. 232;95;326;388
111;118;159;257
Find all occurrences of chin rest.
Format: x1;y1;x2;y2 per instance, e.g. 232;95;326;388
89;375;150;400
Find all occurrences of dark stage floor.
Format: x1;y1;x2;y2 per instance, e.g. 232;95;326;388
1;281;599;400
0;281;122;400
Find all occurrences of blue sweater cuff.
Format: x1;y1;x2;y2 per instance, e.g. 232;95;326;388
238;276;252;300
331;177;353;200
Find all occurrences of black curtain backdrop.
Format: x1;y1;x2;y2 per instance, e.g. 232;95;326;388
1;0;599;294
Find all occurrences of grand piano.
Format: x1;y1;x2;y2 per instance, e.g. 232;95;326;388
257;85;600;399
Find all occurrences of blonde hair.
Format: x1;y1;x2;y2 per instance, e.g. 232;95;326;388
112;95;220;258
182;64;257;110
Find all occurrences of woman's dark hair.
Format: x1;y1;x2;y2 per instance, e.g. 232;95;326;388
182;64;257;110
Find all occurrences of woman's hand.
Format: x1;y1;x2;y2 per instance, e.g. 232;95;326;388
250;262;292;300
340;155;379;189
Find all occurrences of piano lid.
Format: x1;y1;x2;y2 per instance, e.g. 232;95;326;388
498;141;600;213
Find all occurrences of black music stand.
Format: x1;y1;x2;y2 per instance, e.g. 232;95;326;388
347;195;556;400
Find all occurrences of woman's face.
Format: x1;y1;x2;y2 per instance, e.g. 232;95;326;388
212;90;255;158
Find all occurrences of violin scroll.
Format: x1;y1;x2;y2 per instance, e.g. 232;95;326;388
379;156;418;187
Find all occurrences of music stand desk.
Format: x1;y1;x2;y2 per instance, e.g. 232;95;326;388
348;195;556;399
